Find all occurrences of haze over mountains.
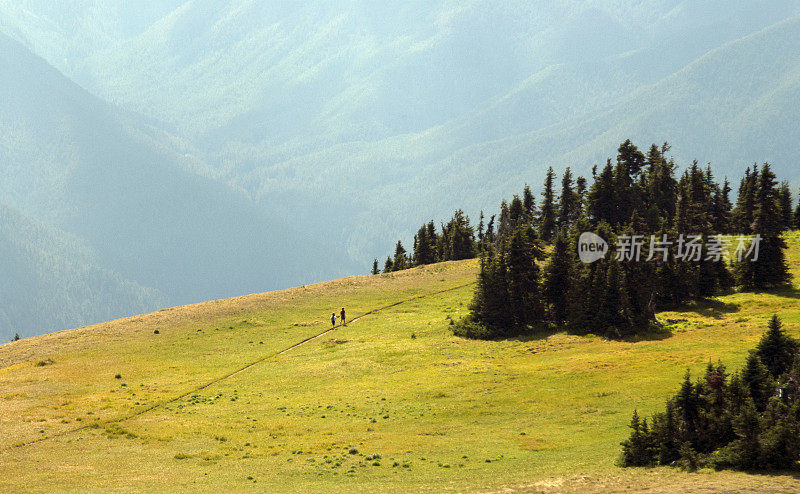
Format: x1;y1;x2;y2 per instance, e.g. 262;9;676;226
2;1;800;338
0;30;343;339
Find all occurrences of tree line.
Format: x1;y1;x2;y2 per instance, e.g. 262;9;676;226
373;209;478;274
621;315;800;471
460;140;794;339
376;139;796;339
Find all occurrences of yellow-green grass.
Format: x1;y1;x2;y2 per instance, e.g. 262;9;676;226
2;234;800;492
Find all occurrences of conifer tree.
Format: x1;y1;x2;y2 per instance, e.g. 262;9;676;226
497;200;511;240
755;315;799;378
643;143;678;227
508;195;524;231
620;410;655;466
696;362;734;452
454;140;793;343
539;167;557;242
725;396;763;468
575;176;588;217
675;370;700;445
613;140;646;225
477;211;485;246
587;160;615;225
557;167;578;232
567;220;616;335
505;224;545;330
437;221;450;261
620;213;658;325
372;258;379;275
741;352;776;412
426;221;439;261
542;233;572;323
444;210;476;261
598;261;630;336
383;257;393;273
485;215;496;245
469;244;512;334
759;398;800;470
653;227;685;307
523;185;536;222
731;165;758;233
413;224;436;265
650;401;681;464
778;181;794;231
393;241;408;271
710;178;732;233
735;164;790;289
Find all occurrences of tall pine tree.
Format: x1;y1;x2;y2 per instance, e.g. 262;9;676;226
557;167;578;232
539;167;557;242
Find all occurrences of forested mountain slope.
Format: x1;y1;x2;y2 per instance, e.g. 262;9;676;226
0;202;165;340
0;31;348;326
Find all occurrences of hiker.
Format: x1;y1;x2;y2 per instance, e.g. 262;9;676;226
331;312;337;327
340;307;346;325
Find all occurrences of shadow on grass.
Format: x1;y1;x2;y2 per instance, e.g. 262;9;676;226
615;327;673;342
669;298;740;320
718;468;800;480
497;323;674;343
765;285;800;299
500;331;559;343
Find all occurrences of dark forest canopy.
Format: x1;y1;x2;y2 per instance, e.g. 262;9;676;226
376;140;795;340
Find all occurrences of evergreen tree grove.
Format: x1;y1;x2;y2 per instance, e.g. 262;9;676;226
734;164;791;289
620;315;800;471
374;140;793;340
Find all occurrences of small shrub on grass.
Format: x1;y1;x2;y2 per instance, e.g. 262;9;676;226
451;316;494;339
13;333;20;341
114;374;121;379
154;330;160;334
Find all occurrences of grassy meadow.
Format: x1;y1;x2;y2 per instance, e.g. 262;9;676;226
3;234;800;492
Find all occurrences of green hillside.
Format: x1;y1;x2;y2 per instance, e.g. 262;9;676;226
2;234;800;492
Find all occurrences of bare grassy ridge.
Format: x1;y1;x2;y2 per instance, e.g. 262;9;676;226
2;236;800;492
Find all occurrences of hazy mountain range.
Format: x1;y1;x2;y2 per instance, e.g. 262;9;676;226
2;0;800;338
